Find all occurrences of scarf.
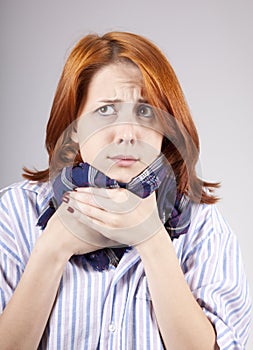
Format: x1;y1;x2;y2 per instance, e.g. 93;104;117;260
37;154;192;271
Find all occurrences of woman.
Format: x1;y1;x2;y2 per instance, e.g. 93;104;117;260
0;32;251;349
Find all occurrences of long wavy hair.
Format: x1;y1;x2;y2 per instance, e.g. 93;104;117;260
23;31;219;204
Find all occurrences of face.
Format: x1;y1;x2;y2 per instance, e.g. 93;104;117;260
76;63;163;183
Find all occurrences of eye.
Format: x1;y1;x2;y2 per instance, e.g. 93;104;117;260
96;104;116;116
136;104;154;119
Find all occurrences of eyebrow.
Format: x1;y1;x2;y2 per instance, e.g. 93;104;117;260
97;98;149;104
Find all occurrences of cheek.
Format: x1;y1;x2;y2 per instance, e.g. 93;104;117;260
79;141;94;163
79;132;111;163
144;131;163;151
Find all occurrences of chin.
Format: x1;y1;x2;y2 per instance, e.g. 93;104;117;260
95;160;146;183
106;168;136;183
110;173;133;183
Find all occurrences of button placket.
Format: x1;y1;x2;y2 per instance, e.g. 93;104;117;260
99;250;140;347
108;322;116;333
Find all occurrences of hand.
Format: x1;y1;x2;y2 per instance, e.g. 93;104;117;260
65;187;164;246
55;198;122;249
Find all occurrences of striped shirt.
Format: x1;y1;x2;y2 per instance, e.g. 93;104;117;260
0;180;251;349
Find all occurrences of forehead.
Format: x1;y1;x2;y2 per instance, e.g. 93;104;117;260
87;63;145;99
92;62;143;84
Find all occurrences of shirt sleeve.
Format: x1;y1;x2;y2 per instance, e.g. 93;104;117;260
182;205;252;350
0;186;39;313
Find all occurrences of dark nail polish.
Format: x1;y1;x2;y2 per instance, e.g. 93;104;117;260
67;206;74;213
62;195;69;203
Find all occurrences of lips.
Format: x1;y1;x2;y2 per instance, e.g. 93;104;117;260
109;155;139;167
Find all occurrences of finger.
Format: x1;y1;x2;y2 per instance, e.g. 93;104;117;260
75;186;134;202
68;188;128;212
65;196;124;231
66;190;103;209
67;195;132;232
74;187;111;198
58;201;121;247
70;188;141;214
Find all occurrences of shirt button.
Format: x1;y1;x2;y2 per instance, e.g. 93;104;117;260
109;323;116;332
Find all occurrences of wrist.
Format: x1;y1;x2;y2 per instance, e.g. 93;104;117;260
135;226;172;256
42;212;100;259
40;214;76;262
36;231;72;267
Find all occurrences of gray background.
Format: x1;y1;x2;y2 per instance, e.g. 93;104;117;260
1;0;252;346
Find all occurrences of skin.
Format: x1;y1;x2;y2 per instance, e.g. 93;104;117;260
75;63;163;183
0;63;219;350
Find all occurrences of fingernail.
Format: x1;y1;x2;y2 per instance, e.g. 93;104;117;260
75;187;90;192
67;206;74;213
62;195;69;203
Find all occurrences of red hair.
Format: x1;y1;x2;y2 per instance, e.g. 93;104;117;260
23;31;219;204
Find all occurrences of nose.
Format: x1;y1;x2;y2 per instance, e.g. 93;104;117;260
114;123;137;145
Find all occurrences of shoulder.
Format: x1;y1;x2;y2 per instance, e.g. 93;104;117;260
0;180;52;215
0;180;52;266
190;202;231;239
174;202;236;261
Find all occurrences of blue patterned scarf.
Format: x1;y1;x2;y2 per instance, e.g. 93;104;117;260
37;154;192;270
